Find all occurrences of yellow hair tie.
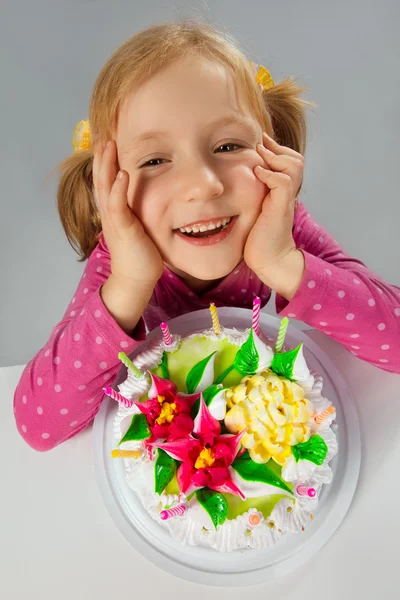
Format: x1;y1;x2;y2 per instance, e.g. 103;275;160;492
249;62;275;91
256;65;275;90
72;119;92;153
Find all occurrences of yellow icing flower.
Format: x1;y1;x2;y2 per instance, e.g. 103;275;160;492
155;395;177;425
224;371;313;466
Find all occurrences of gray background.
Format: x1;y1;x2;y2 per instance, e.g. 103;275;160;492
1;0;399;367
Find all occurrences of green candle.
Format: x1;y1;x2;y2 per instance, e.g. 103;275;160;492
275;318;289;353
118;352;142;378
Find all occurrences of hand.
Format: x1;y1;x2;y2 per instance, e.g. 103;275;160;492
244;132;305;284
93;140;164;287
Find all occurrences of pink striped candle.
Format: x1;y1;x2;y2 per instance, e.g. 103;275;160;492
160;503;188;520
252;296;261;336
296;485;316;498
160;322;172;346
103;387;133;409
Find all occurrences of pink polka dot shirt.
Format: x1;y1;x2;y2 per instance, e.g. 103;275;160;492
14;201;400;451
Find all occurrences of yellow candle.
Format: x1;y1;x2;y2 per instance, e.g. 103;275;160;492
209;303;221;335
111;449;141;459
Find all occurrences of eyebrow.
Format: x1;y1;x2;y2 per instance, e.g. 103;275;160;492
129;114;256;147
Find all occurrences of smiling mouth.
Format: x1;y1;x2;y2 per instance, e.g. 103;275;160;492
175;217;234;238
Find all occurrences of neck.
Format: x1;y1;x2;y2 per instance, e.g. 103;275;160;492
165;264;223;294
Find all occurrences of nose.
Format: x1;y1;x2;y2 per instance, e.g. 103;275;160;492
177;158;224;204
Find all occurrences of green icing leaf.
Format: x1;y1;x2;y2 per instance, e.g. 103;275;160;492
232;451;293;495
191;384;227;418
154;449;177;495
271;343;302;381
119;413;151;445
160;351;170;380
186;352;216;394
215;364;235;385
292;435;328;465
196;488;228;529
233;329;259;376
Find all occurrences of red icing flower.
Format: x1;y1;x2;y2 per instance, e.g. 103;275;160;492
136;373;199;442
152;395;246;498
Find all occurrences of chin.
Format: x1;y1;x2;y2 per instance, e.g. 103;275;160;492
174;257;241;281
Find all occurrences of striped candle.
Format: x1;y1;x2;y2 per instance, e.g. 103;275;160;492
118;352;142;378
275;317;289;353
252;296;261;336
209;303;221;335
111;449;141;459
103;387;133;408
160;322;172;346
314;406;335;424
160;503;188;520
296;485;316;498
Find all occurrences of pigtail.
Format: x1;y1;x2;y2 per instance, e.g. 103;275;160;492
262;77;317;200
54;151;101;262
263;76;317;158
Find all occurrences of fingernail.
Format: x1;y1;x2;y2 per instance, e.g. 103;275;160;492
117;170;123;180
106;140;112;148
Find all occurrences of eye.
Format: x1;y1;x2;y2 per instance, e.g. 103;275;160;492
140;158;168;168
215;143;243;153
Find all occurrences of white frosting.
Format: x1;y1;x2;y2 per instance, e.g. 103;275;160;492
112;324;338;552
160;334;182;353
194;352;216;393
292;344;315;391
252;332;274;373
206;387;227;421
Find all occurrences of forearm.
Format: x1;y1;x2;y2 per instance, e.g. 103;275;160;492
14;286;147;451
256;249;305;301
100;273;155;335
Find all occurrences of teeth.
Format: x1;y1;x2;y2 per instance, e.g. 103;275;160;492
179;217;232;234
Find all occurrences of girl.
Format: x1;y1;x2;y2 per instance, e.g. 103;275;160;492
14;21;400;452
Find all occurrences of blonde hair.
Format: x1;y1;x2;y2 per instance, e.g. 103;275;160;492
55;20;317;261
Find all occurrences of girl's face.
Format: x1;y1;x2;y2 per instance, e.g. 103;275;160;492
116;55;266;289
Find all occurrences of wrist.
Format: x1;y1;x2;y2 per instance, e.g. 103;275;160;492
256;248;305;301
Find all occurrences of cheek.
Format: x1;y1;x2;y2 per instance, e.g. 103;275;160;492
127;178;169;234
230;162;266;211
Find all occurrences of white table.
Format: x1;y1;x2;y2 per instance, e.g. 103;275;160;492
1;329;399;599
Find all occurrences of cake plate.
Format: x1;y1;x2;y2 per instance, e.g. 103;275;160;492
93;307;360;586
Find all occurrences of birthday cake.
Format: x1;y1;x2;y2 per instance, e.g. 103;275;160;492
107;305;338;552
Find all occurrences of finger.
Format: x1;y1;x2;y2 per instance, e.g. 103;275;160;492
92;143;102;185
107;169;145;240
96;141;119;211
257;145;304;178
254;166;294;191
262;132;304;161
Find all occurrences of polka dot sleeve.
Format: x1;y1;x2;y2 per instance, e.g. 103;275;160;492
276;202;400;373
13;234;147;451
